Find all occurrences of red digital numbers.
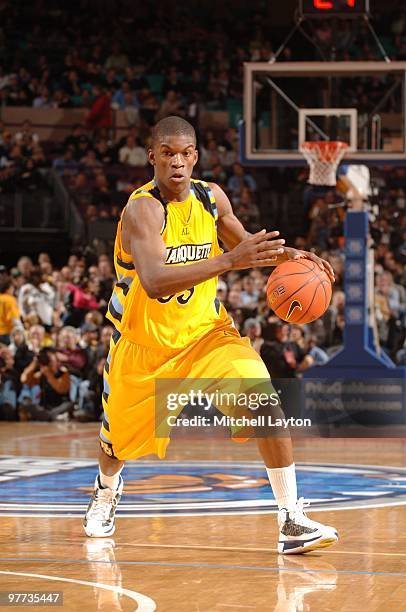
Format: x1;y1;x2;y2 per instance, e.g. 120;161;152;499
313;0;356;9
314;0;333;8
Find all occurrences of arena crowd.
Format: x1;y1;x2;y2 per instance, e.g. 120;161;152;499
0;1;405;420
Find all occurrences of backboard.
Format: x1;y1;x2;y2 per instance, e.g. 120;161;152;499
241;61;406;166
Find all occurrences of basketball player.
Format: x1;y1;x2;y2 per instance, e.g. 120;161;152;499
84;116;338;554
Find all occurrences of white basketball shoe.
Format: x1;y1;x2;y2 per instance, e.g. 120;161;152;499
278;498;338;554
83;475;123;537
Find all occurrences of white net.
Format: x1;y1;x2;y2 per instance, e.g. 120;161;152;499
300;141;348;186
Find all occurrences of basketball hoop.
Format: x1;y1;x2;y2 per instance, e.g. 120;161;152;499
300;141;349;187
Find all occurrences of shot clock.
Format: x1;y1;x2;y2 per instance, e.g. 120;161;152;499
299;0;370;17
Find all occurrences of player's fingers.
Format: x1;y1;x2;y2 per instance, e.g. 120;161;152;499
251;230;280;243
256;247;284;259
252;257;278;267
322;259;335;276
307;253;335;282
257;239;285;252
262;231;281;241
323;262;335;282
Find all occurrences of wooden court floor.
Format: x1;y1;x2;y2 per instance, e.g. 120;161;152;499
0;422;405;611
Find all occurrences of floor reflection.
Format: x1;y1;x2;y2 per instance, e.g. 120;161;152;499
83;538;124;611
274;554;338;612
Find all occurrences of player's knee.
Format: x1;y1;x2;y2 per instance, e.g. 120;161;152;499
248;395;288;438
249;395;285;420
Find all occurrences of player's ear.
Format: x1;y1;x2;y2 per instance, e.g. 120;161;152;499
193;147;198;167
147;148;155;166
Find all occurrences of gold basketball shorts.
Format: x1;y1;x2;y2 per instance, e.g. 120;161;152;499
99;326;272;460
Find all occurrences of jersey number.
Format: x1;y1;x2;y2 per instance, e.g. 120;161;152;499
157;287;195;304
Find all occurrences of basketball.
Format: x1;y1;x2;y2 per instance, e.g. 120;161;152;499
266;259;332;324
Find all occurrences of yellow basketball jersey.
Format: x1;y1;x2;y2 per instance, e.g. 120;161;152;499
106;178;231;349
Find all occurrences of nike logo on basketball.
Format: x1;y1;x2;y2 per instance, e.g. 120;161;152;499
286;300;302;320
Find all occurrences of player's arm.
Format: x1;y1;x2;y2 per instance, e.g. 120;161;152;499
121;197;285;299
210;182;335;282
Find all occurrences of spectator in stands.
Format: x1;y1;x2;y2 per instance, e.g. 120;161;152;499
9;327;33;375
123;92;141;127
375;271;403;355
80;148;102;170
206;78;227;110
104;43;130;73
226;283;243;310
203;162;227;187
162;67;183;97
119;135;147;166
18;268;55;329
63;277;100;327
63;125;90;160
0;345;19;420
240;275;259;310
234;187;261;233
290;325;328;366
187;69;205;99
227;163;257;196
92;173;113;207
330;313;345;349
52;146;78;176
0;278;21;345
305;333;329;365
216;278;228;302
56;327;88;404
19;347;71;421
19;158;44;191
33;85;51;108
96;256;114;303
111;80;139;111
94;139;116;165
74;356;105;422
14;120;39;147
138;88;159;127
242;318;263;353
260;322;307;379
85;85;112;134
156;90;185;121
25;324;49;354
199;139;221;172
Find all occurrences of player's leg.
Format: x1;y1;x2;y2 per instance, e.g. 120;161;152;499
241;380;338;554
83;335;176;537
256;432;337;554
83;443;124;538
187;327;338;554
84;334;126;538
98;444;124;481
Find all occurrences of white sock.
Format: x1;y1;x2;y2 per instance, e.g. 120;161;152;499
266;463;297;511
99;466;123;491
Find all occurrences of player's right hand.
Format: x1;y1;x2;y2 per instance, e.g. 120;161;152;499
227;230;285;270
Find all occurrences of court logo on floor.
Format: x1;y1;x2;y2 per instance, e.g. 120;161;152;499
1;456;406;517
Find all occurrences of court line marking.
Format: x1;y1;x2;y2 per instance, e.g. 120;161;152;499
0;561;405;578
2;538;405;559
117;542;406;558
2;496;406;518
2;455;406;471
2;458;406;516
0;570;156;611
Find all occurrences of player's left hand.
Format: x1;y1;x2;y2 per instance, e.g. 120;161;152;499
283;247;335;283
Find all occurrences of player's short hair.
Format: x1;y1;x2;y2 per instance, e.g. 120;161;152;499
152;116;196;147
